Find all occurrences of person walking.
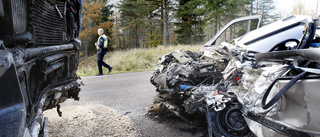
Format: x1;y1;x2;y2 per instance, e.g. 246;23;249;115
95;28;112;76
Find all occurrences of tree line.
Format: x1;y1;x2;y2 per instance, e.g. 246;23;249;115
80;0;278;57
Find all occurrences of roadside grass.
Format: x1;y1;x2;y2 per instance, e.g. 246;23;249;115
77;44;203;76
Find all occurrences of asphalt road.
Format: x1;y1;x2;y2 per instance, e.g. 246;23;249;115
60;71;206;137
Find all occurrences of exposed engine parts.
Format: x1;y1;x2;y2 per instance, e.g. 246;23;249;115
149;15;320;137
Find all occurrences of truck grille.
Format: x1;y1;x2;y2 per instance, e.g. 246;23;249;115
28;0;67;46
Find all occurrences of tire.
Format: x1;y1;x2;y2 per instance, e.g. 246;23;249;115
206;105;252;137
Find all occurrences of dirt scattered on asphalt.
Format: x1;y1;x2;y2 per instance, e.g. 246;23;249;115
43;104;138;137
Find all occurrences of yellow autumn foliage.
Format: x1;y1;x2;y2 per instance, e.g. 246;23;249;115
80;0;113;41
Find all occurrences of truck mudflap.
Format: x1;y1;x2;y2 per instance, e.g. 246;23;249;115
0;46;28;137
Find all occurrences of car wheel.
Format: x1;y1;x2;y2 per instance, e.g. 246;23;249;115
206;105;252;137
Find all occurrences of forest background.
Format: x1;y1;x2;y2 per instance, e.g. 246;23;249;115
78;0;318;76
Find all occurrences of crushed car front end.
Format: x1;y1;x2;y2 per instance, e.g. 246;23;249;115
149;15;320;137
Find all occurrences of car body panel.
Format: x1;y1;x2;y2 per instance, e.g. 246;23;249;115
236;15;313;53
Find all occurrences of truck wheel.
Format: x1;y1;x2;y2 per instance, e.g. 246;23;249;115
206;105;252;137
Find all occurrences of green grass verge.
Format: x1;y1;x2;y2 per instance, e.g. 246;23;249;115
77;45;203;76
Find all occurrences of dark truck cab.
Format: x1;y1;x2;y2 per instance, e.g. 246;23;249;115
0;0;82;136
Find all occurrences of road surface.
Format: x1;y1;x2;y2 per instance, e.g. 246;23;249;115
50;71;206;137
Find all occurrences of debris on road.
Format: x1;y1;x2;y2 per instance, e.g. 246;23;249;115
44;104;138;137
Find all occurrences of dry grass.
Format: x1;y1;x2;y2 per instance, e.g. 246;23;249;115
77;45;203;76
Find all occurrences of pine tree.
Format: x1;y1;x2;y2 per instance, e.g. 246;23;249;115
119;0;174;48
174;0;205;44
201;0;250;41
253;0;279;25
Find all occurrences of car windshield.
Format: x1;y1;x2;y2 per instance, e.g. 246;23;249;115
215;19;260;45
205;15;262;46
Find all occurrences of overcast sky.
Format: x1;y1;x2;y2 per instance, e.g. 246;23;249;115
107;0;319;18
274;0;319;17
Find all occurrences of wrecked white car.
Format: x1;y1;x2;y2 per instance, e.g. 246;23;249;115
150;15;320;137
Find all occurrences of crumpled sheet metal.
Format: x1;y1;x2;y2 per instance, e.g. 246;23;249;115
154;50;195;73
273;78;320;133
183;85;232;114
198;44;230;71
183;85;215;114
218;43;246;80
165;63;198;88
151;48;225;93
226;52;320;135
301;79;320;132
0;50;14;77
195;43;291;116
206;93;231;112
231;64;288;115
171;51;194;64
199;45;229;61
182;44;241;114
198;43;317;135
209;60;287;117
